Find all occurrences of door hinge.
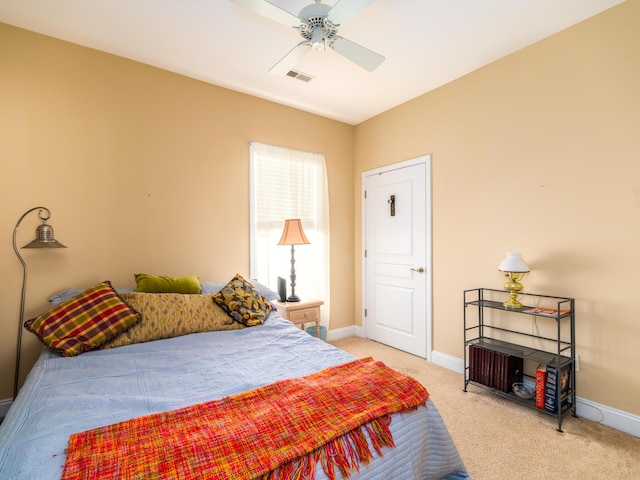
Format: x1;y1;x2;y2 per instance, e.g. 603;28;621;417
364;308;368;317
364;190;367;199
364;249;367;258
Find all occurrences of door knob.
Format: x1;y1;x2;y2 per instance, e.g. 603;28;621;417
411;267;424;273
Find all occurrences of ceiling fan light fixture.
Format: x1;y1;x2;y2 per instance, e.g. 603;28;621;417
235;0;384;73
311;27;325;50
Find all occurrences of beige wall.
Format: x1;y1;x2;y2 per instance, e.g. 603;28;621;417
354;0;640;416
0;23;355;398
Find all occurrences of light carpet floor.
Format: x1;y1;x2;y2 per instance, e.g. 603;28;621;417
330;336;640;480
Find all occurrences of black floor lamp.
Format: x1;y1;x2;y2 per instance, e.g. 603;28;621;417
13;207;67;399
277;219;310;302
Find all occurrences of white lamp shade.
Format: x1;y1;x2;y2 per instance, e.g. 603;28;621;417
498;252;529;273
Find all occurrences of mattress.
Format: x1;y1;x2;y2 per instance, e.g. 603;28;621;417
0;312;470;479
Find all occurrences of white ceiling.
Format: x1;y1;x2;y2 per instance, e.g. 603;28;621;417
0;0;624;125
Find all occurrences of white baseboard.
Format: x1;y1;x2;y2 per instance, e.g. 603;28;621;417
326;325;363;342
431;350;640;438
576;397;640;438
431;350;465;374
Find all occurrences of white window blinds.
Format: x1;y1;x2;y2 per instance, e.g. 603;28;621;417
249;142;330;325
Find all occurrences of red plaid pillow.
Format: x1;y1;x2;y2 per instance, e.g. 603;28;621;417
24;281;141;357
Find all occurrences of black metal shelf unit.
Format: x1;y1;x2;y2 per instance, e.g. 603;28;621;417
463;288;577;432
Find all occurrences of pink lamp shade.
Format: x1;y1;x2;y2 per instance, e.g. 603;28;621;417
277;219;310;246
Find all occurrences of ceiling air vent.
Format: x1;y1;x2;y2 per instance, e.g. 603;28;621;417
286;69;314;83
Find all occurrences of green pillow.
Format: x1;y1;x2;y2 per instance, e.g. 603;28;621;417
134;274;201;294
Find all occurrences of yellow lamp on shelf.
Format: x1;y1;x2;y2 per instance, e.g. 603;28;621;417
498;252;529;308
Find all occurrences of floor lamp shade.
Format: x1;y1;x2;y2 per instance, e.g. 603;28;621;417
277;219;310;302
13;207;67;399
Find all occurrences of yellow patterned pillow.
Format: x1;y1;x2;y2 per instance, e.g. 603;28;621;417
212;274;273;327
103;292;244;349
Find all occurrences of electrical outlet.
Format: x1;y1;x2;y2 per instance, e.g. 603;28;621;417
562;352;580;372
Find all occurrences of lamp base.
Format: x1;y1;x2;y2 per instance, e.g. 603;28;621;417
286;294;300;302
503;274;524;308
503;295;524;309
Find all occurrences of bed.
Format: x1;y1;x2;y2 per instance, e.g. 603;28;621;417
0;276;470;479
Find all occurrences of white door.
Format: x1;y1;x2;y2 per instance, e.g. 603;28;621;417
363;156;431;359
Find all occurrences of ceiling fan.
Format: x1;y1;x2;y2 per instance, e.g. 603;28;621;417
230;0;385;74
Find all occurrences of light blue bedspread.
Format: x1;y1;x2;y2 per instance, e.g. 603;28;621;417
0;313;470;479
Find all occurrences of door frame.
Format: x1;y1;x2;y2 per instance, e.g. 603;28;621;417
361;154;433;361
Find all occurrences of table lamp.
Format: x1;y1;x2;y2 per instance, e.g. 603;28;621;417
277;219;310;302
498;252;529;308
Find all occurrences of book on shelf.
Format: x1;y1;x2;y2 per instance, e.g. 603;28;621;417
504;351;519;391
492;351;498;389
468;344;522;392
544;362;571;414
522;307;570;317
468;344;476;382
535;364;546;409
484;349;489;387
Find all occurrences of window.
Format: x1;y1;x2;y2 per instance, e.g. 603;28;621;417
249;142;330;324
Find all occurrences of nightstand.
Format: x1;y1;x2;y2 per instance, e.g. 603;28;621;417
274;299;324;337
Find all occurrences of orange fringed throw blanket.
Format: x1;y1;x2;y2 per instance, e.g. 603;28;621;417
62;358;429;480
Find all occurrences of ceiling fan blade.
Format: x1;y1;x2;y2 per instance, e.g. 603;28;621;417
269;42;311;75
328;0;377;25
331;36;384;72
230;0;300;27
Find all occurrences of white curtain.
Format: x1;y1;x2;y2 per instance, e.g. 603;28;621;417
249;142;330;326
